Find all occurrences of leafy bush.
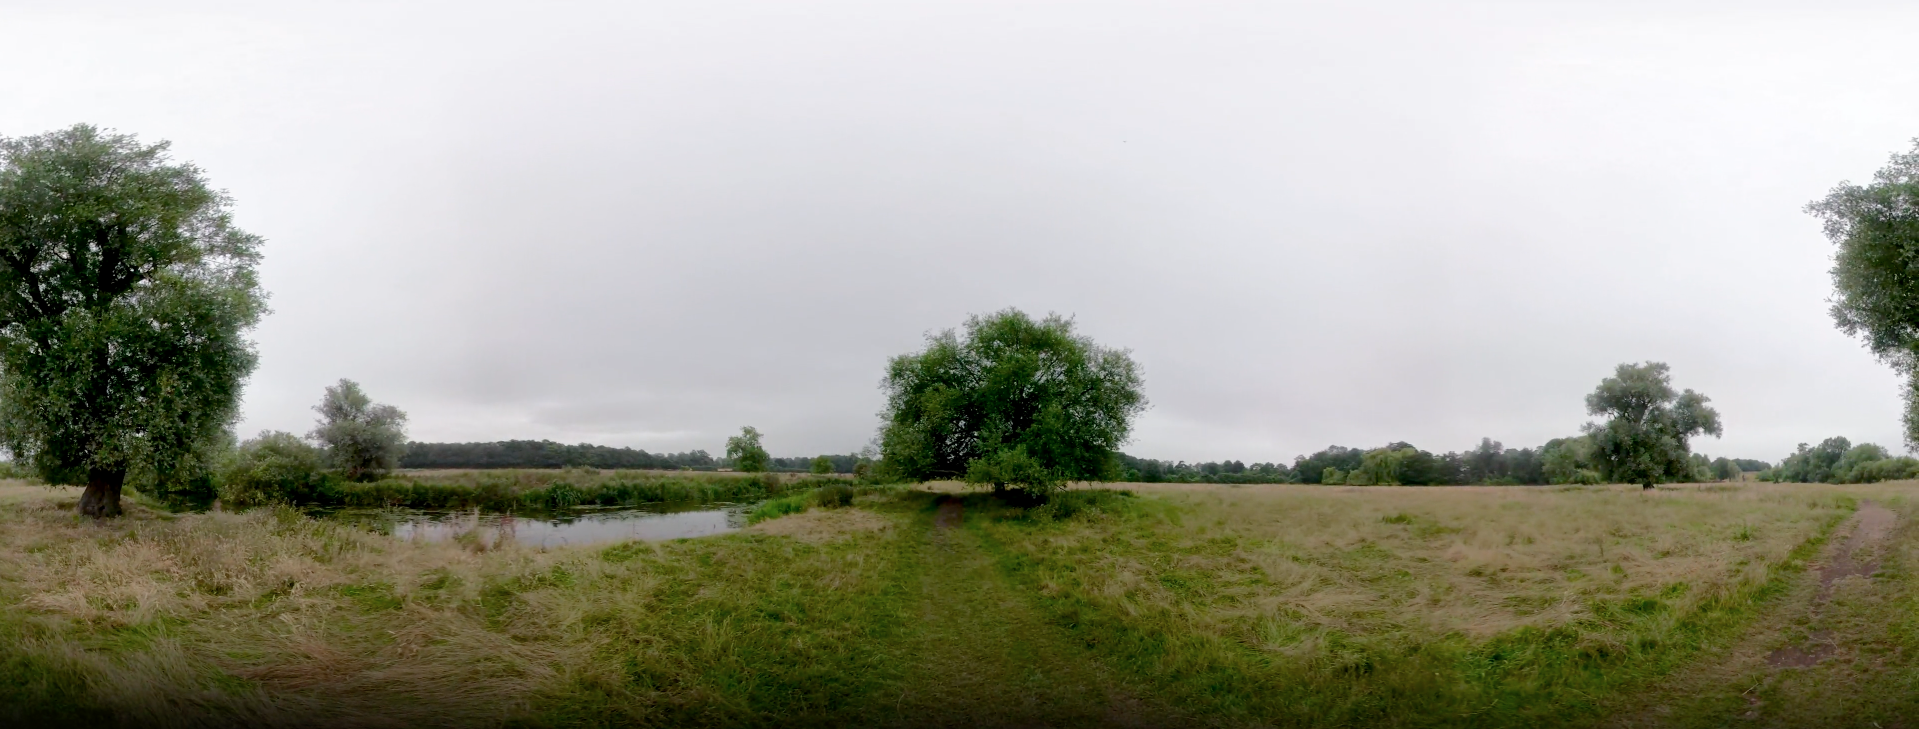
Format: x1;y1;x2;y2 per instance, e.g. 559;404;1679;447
217;431;332;507
1766;437;1919;483
814;483;855;508
964;445;1061;500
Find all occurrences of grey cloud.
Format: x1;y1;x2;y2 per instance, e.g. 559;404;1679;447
5;0;1916;462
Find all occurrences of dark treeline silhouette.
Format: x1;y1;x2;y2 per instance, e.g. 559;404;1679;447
399;440;861;473
400;441;717;470
1125;437;1770;486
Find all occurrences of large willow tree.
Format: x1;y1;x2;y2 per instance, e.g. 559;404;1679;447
879;309;1145;498
1810;140;1919;448
0;125;265;517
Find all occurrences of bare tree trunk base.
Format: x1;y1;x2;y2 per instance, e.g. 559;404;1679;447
77;471;125;519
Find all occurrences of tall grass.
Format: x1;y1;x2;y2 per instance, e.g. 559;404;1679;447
0;480;1908;728
969;483;1856;726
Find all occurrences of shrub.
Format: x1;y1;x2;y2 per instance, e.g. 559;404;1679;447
217;431;330;507
814;483;855;508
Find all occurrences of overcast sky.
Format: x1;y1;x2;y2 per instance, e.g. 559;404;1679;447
5;1;1917;463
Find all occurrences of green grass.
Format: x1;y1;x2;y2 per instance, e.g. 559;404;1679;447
0;481;1912;727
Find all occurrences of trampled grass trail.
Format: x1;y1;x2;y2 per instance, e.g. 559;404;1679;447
882;496;1186;728
1604;494;1919;728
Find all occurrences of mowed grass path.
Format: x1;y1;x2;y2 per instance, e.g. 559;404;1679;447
0;480;1906;727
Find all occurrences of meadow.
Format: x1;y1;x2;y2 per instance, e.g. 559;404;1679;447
1;478;1914;727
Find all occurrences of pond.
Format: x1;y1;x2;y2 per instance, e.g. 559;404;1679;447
316;502;753;548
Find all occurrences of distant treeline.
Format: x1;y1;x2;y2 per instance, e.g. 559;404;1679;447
1761;437;1919;484
401;438;1787;485
1123;438;1770;486
399;440;860;474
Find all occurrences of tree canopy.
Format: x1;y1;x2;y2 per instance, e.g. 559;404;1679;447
726;426;769;473
879;309;1145;498
1809;140;1919;448
0;125;265;516
310;379;408;481
1583;362;1721;489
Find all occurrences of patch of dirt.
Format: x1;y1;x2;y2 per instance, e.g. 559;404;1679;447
750;508;892;543
1764;500;1896;669
934;497;963;530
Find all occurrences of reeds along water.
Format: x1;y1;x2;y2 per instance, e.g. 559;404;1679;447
334;470;844;510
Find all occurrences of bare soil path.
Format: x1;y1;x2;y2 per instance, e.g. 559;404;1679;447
1606;500;1915;728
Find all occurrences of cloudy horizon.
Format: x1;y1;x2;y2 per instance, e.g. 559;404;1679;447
7;0;1918;464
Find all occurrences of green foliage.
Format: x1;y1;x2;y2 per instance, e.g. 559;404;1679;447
1584;362;1722;489
1119;453;1293;483
1352;445;1418;485
1809;141;1919;448
330;470;821;511
748;493;810;523
0;125;266;516
1541;436;1603;485
216;431;333;507
310;379;407;482
814;483;855;508
725;426;769;473
879;309;1145;498
399;440;717;470
1765;436;1919;484
810;455;834;475
963;444;1062;499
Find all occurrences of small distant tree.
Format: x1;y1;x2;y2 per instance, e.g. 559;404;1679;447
1583;362;1722;489
310;379;408;481
879;309;1146;500
726;426;769;472
810;455;834;474
1809;141;1919;448
0;125;267;517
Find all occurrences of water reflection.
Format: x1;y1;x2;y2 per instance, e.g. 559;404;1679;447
320;503;750;549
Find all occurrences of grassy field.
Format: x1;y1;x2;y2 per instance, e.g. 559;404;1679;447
0;479;1911;727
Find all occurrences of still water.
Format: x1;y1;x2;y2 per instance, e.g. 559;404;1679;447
320;503;751;549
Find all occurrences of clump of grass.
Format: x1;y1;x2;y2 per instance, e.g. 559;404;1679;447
814;483;856;508
749;494;811;523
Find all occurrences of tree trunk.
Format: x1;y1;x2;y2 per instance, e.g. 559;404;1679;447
77;468;125;519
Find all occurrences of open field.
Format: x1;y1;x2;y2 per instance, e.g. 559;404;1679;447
0;480;1914;727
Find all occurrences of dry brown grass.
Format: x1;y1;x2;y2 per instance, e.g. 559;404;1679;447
986;482;1854;645
748;507;893;543
2;479;1902;728
0;488;588;727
